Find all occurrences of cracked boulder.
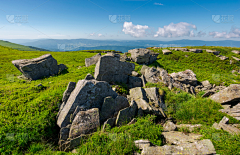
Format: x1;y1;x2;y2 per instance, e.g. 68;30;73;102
128;48;159;65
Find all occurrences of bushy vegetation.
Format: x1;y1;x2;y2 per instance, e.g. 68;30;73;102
0;45;240;154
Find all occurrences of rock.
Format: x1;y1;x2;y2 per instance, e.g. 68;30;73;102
12;54;67;80
85;53;101;67
69;108;100;138
202;91;215;98
190;86;196;95
134;139;152;150
162;49;172;55
212;122;221;130
131;71;139;77
128;76;142;89
217;55;229;60
206;49;220;55
209;84;240;104
84;73;94;80
120;54;131;62
128;48;159;64
59;124;71;142
100;96;129;123
232;50;240;54
102;117;116;131
162;131;203;145
57;79;117;128
189;49;202;53
140;75;147;87
138;108;144;117
176;124;202;132
175;48;188;51
60;135;85;152
163;121;177;132
232;56;240;61
170;69;197;86
94;54;135;84
57;82;76;119
141;66;161;84
139;139;216;155
116;99;138;126
145;87;166;111
218;123;240;135
128;118;137;125
219;116;229;124
201;80;212;88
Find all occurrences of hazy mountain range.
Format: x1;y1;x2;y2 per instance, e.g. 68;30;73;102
4;39;240;53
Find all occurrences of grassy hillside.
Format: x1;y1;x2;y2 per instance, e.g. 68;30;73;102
0;40;48;51
0;45;240;154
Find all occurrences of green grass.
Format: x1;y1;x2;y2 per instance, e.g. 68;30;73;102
0;45;240;154
0;40;48;51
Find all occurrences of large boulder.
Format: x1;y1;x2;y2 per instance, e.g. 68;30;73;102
232;50;240;54
69;108;100;138
128;76;142;89
57;79;118;128
162;49;172;55
170;69;197;86
140;66;161;84
209;84;240;104
85;53;101;67
94;54;135;84
128;48;159;64
12;54;67;80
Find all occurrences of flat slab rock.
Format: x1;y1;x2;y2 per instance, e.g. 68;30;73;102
12;54;67;80
170;69;197;86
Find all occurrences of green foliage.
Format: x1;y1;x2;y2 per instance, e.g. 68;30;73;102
0;40;47;51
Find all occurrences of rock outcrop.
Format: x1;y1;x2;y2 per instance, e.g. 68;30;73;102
170;70;197;86
162;49;172;55
85;53;101;67
128;48;159;64
12;54;67;80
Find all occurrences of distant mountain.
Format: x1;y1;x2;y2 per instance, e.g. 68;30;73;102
4;39;240;53
0;40;48;51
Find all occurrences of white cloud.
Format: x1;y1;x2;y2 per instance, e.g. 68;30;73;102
209;27;240;38
98;34;103;37
154;2;163;5
154;22;197;38
90;33;95;36
197;31;206;37
122;22;149;38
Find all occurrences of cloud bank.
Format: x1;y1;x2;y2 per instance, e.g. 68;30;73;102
122;22;149;37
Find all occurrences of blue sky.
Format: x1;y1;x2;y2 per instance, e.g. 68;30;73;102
0;0;239;40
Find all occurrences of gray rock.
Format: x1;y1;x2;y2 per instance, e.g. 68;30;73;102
201;80;211;88
209;84;240;104
128;48;159;64
85;53;101;67
175;48;188;51
140;75;147;87
232;50;240;54
176;124;202;132
12;54;67;80
60;135;85;152
217;55;229;60
131;71;139;77
94;54;135;84
202;91;215;98
128;76;142;89
206;49;220;55
134;139;152;150
137;108;144;117
162;49;172;55
163;121;177;132
59;124;71;142
142;66;161;84
69;108;100;138
232;56;240;61
170;69;197;86
57;79;117;128
84;73;94;80
102;117;116;131
128;118;137;125
189;49;202;53
116;99;138;126
219;116;229;124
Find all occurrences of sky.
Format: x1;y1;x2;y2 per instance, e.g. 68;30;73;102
0;0;240;40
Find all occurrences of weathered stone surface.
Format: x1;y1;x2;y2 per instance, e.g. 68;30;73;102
175;48;188;51
218;123;240;135
102;117;116;131
59;124;71;141
128;48;159;64
141;66;161;84
132;71;139;77
162;131;203;145
100;96;129;123
128;118;137;125
189;49;202;53
84;73;94;80
116;99;138;126
209;84;240;104
128;76;142;89
217;55;229;60
60;135;85;152
162;49;172;55
232;50;240;54
219;116;229;124
85;53;101;67
57;79;118;128
94;54;135;84
144;87;166;110
12;54;67;80
232;56;240;61
170;69;197;86
212;122;221;130
206;49;220;55
134;139;152;150
163;121;177;132
202;91;215;98
69;108;100;138
201;80;211;88
176;124;202;132
140;75;147;87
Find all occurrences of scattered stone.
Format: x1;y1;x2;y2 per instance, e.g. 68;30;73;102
131;71;139;77
170;69;197;86
162;49;172;55
219;103;240;121
232;56;240;61
94;54;135;84
163;121;177;132
128;48;159;64
134;139;152;150
232;50;240;54
209;84;240;104
219;116;229;124
206;49;220;55
12;54;67;80
175;48;188;52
